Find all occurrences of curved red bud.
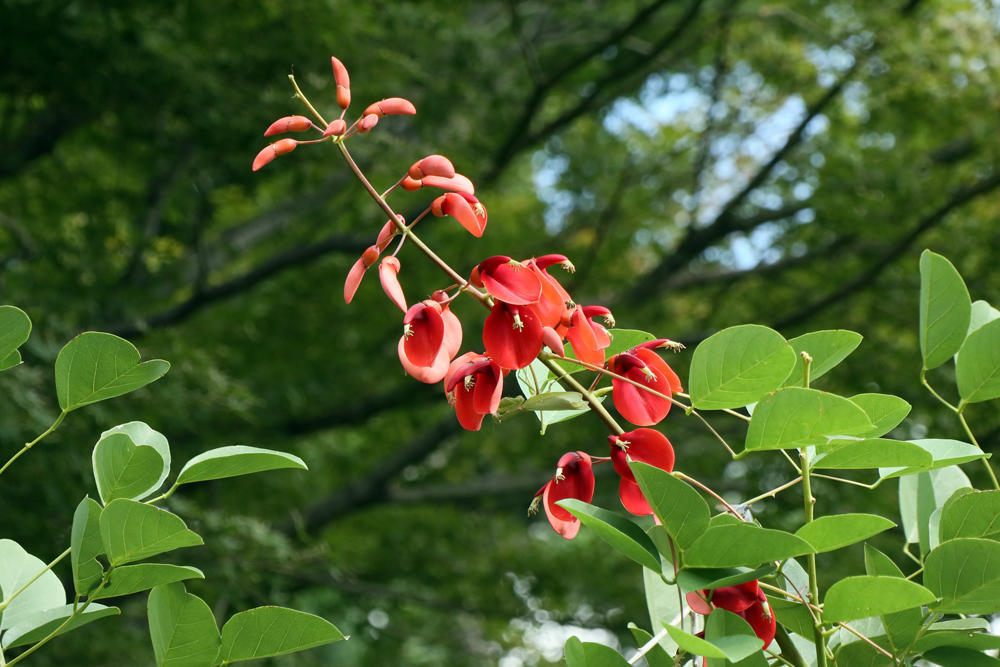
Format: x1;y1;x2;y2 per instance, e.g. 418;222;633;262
358;114;379;133
363;97;417;118
264;115;314;136
331;57;351;109
322;119;348;137
408;154;456;180
251;138;298;172
379;256;407;312
541;326;565;357
420;174;475;196
344;257;367;304
401;176;422;191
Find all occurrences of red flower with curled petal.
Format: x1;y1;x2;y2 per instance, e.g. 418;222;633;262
379;257;406;312
565;305;613;367
473;256;542;305
401;300;444;367
482;301;543;370
686;580;775;649
608;341;683;426
531;451;596;540
526;255;574;329
444;353;504;431
608;428;675;515
398;296;462;384
431;193;486;237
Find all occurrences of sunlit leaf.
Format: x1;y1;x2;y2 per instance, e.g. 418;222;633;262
55;332;170;411
689;325;796;409
148;582;219;667
558;499;661;572
218;607;345;663
823;576;935;622
920;250;971;370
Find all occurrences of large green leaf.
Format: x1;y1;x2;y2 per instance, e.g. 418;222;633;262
689;325;796;409
0;306;30;372
148;582;220;667
744;388;873;451
864;545;922;651
558;499;661;571
795;514;895;553
879;439;986;479
939;489;1000;541
630;462;710;549
55;331;170;411
92;432;167;504
914;629;1000;652
100;499;203;566
704;609;767;667
924;537;1000;614
93;564;204;600
70;496;105;597
563;636;630;667
0;539;65;632
664;619;762;662
683;524;814;567
812;439;931;470
174;445;307;485
922;646;1000;666
783;329;863;387
955;318;1000;403
919;250;971;370
1;603;119;649
848;393;912;438
823;576;935;622
218;607;345;664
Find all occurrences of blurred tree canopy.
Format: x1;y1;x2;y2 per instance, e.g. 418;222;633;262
1;0;999;664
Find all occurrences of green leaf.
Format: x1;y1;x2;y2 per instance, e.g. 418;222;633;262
100;499;203;566
924;537;1000;614
627;624;671;667
101;422;171;496
93;564;204;600
914;630;1000;652
563;636;630;667
689;325;796;409
1;603;119;649
744;388;874;451
922;646;1000;666
812;439;931;470
955;318;1000;403
967;299;1000;336
644;567;680;655
664;623;727;659
768;598;815;639
71;496;105;596
920;250;971;370
849;393;912;437
55;331;170;411
92;432;167;504
605;329;658;357
677;564;776;593
219;607;346;664
863;545;922;650
880;439;986;479
795;514;896;553
783;329;863;387
148;582;220;667
521;391;588;412
630;463;710;549
0;306;30;372
557;499;661;572
899;467;971;552
665;619;763;663
683;524;814;568
940;489;1000;541
175;445;307;485
0;539;65;632
823;576;936;622
704;609;766;667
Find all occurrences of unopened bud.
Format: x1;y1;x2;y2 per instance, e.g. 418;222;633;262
322;119;347;137
358;114;379;133
401;176;422;191
264;115;314;136
331;57;351;109
363;97;417;118
251;138;298;172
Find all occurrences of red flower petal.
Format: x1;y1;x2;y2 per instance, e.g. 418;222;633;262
409;154;455;180
343;256;367;304
709;581;761;614
482;302;543;370
610;348;680;426
608;428;675;481
397;336;451;384
617;475;653;515
478;256;543;305
441;192;483;237
542;452;595;539
421;174;475;196
739;599;776;649
402;301;445;367
379;257;407;312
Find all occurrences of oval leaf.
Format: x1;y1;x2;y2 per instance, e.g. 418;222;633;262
920;250;971;370
100;499;203;566
745;388;874;451
812;439;931;470
956;318;1000;403
689;325;796;410
219;607;345;663
1;603;119;649
175;446;307;485
521;391;588;412
630;463;710;549
940;489;1000;541
0;305;31;371
148;582;220;667
557;499;661;572
784;329;863;387
94;564;204;600
0;539;66;631
924;537;1000;614
849;393;911;438
71;496;105;596
683;524;814;568
92;432;167;505
795;514;896;553
55;331;170;411
102;422;171;496
823;575;936;622
879;439;986;479
704;609;766;664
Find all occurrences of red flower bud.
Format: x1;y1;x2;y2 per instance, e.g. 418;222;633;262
376;217;401;250
331;56;351;109
264;115;314;136
363;97;417;118
251;138;298;172
408;154;456;180
322;119;347;137
401;176;422;191
421;174;475;196
358;114;379;133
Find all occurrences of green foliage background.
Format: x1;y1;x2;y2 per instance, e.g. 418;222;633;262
1;0;998;664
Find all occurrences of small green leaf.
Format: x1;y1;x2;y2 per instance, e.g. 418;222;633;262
768;598;815;639
564;636;630;666
920;250;971;370
93;564;204;600
175;446;306;485
812;439;931;470
823;576;936;622
683;524;814;568
521;391;588;412
704;609;766;666
665;619;763;663
784;329;863;387
745;388;873;451
676;564;776;593
558;499;661;572
880;439;986;479
101;422;171;495
70;496;105;596
1;603;119;649
100;499;203;566
664;623;726;659
148;582;220;667
605;329;658;357
218;606;345;663
956;318;1000;403
0;539;66;632
92;433;167;504
849;393;912;437
940;489;1000;541
515;357;598;432
795;514;895;553
924;537;1000;614
689;325;796;409
967;300;1000;336
630;463;710;549
55;331;170;411
923;646;1000;666
0;306;30;372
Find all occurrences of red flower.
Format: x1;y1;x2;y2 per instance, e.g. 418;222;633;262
473;256;542;305
525;255;574;329
379;256;406;312
565;305;613;367
533;451;595;540
608;428;674;515
482;301;543;370
431;193;487;237
401;301;445;367
344;245;381;304
444;353;504;431
397;298;461;384
608;341;682;426
686;581;776;649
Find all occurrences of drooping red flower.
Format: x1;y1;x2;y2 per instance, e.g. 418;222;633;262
565;305;613;367
473;256;542;305
398;297;462;384
533;451;596;540
444;353;504;431
608;341;683;426
344;245;381;304
379;256;407;312
482;301;543;370
401;300;445;367
686;581;776;649
431;193;487;237
526;255;574;329
608;428;675;515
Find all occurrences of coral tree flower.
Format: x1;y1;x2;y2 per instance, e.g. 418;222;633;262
608;428;674;515
482;302;543;370
474;256;542;305
431;192;487;237
397;298;462;384
608;341;683;426
686;580;776;649
526;255;574;329
533;451;595;540
565;305;613;367
444;353;504;431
